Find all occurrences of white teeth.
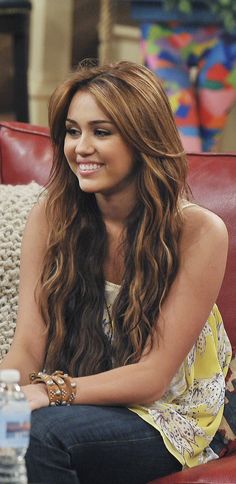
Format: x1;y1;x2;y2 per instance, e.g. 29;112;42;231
79;163;102;172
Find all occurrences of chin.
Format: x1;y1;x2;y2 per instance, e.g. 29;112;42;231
77;180;100;193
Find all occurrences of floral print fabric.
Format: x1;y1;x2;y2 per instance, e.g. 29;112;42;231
103;282;232;468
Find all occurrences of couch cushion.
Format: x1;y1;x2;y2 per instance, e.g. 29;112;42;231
0;182;42;361
210;349;236;457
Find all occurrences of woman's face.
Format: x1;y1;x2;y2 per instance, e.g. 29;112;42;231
64;90;137;197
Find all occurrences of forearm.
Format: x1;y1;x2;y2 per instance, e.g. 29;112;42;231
0;346;43;385
73;362;163;406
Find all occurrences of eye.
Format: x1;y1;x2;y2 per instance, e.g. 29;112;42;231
95;129;111;137
65;126;80;137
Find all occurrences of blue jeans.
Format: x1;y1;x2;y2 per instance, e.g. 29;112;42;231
25;405;182;484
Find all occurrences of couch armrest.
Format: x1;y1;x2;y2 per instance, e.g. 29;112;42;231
148;454;236;483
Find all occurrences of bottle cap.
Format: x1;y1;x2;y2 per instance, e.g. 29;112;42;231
0;369;20;382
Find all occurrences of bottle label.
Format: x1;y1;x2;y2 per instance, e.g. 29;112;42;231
0;401;31;448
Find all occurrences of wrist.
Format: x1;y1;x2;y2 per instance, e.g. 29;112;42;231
29;371;77;406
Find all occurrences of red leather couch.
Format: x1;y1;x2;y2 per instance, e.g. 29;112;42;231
1;121;236;483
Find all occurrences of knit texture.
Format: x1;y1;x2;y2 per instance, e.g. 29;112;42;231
0;182;42;362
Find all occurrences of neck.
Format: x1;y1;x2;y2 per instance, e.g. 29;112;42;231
95;185;137;226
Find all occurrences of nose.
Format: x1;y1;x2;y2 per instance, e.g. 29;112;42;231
75;134;94;156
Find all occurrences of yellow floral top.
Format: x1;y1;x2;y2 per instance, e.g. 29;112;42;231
103;281;232;469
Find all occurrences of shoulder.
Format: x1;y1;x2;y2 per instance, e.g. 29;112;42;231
19;196;49;287
26;194;47;226
22;195;49;249
181;203;228;239
180;203;228;263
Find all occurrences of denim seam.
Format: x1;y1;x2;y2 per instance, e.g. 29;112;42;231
68;435;161;451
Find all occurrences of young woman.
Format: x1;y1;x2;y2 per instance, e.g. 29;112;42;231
0;61;232;483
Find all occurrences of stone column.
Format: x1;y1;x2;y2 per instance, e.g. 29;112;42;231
99;0;113;64
28;0;73;126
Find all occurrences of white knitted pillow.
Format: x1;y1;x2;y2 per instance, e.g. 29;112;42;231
0;182;43;361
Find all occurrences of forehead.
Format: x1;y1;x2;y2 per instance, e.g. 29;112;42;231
67;90;111;121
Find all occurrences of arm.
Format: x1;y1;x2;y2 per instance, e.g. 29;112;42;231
0;199;49;384
13;205;228;410
70;206;228;406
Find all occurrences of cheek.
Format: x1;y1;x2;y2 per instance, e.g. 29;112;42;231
64;135;76;161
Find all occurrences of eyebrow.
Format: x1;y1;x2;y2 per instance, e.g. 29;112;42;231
66;118;114;126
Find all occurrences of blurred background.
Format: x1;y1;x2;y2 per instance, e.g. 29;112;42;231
0;0;235;151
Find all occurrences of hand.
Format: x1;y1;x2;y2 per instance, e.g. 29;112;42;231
21;383;49;410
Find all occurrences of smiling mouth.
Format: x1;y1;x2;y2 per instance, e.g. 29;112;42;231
78;163;103;172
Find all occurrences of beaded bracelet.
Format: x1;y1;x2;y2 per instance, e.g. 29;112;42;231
29;371;77;406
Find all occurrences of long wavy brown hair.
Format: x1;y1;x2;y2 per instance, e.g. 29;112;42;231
39;61;188;376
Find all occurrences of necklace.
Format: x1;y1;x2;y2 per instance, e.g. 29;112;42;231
105;297;113;330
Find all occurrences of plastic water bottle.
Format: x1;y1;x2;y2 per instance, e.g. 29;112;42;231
0;369;31;483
